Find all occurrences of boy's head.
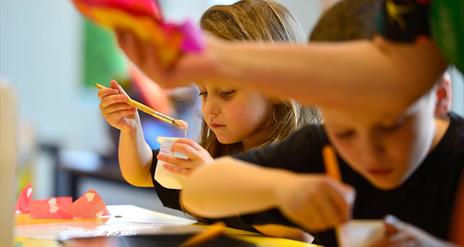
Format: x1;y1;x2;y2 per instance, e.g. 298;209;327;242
310;0;446;189
309;0;381;42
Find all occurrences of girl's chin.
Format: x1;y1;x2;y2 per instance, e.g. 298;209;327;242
215;135;238;145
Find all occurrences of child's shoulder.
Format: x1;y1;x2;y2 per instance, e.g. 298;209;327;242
422;112;464;174
445;112;464;144
431;112;464;169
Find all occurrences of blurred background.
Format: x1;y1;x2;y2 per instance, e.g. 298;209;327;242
1;0;463;216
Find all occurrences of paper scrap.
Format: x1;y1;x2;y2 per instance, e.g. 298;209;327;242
16;186;109;219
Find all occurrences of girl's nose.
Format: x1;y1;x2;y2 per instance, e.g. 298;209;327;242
203;99;220;116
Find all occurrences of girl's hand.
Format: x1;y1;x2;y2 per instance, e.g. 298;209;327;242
369;215;457;247
274;174;355;232
98;80;139;133
157;138;214;176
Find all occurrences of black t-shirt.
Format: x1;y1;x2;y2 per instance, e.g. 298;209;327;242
150;149;183;210
149;112;463;246
232;112;464;246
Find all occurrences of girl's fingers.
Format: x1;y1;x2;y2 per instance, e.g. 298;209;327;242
99;94;130;109
105;109;137;122
97;88;119;99
157;153;195;170
170;143;201;160
110;79;128;95
174;138;203;151
102;103;136;115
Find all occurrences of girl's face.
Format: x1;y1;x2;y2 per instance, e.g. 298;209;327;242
197;83;273;147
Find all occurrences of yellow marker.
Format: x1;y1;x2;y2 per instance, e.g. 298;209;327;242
95;83;188;130
180;222;225;247
322;145;341;182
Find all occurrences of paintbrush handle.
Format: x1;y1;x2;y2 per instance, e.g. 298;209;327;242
95;83;174;125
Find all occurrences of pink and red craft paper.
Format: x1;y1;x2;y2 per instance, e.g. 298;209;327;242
72;0;204;67
16;185;109;219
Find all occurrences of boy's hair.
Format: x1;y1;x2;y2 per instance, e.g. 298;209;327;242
200;0;321;157
310;0;381;42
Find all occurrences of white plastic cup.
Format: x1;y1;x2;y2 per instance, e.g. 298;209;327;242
154;137;189;189
336;220;385;247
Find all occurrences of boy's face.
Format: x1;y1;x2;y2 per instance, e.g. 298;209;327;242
323;92;437;190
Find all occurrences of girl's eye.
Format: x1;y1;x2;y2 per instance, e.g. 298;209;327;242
220;90;236;97
199;91;208;97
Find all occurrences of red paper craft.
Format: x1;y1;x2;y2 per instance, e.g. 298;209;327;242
29;197;73;219
16;186;109;219
68;189;109;218
15;184;32;214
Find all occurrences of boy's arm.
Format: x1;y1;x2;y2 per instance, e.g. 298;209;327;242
180;157;284;217
212;38;447;116
118;124;154;187
117;30;447;118
181;157;353;232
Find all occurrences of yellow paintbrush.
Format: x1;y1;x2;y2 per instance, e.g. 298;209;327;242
95;83;188;130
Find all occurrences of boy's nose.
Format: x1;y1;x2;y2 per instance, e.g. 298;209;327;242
360;132;386;157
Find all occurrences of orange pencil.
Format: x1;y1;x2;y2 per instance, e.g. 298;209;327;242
323;145;342;182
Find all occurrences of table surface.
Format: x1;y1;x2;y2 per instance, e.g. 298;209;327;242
15;205;318;247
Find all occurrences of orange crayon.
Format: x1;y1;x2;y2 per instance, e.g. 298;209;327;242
323;145;342;182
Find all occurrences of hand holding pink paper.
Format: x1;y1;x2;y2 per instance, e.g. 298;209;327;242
16;186;109;219
71;0;204;67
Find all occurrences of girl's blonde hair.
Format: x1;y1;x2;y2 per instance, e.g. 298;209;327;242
199;0;320;157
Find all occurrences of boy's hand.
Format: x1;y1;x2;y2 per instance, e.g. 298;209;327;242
98;80;139;133
369;215;457;247
157;139;214;175
274;174;355;232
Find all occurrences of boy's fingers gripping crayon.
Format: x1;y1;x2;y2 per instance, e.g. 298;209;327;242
323;145;342;182
72;0;204;67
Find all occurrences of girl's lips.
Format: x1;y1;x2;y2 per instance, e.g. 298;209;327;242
209;123;225;129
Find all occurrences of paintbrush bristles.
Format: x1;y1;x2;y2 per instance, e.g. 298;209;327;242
173;119;189;130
